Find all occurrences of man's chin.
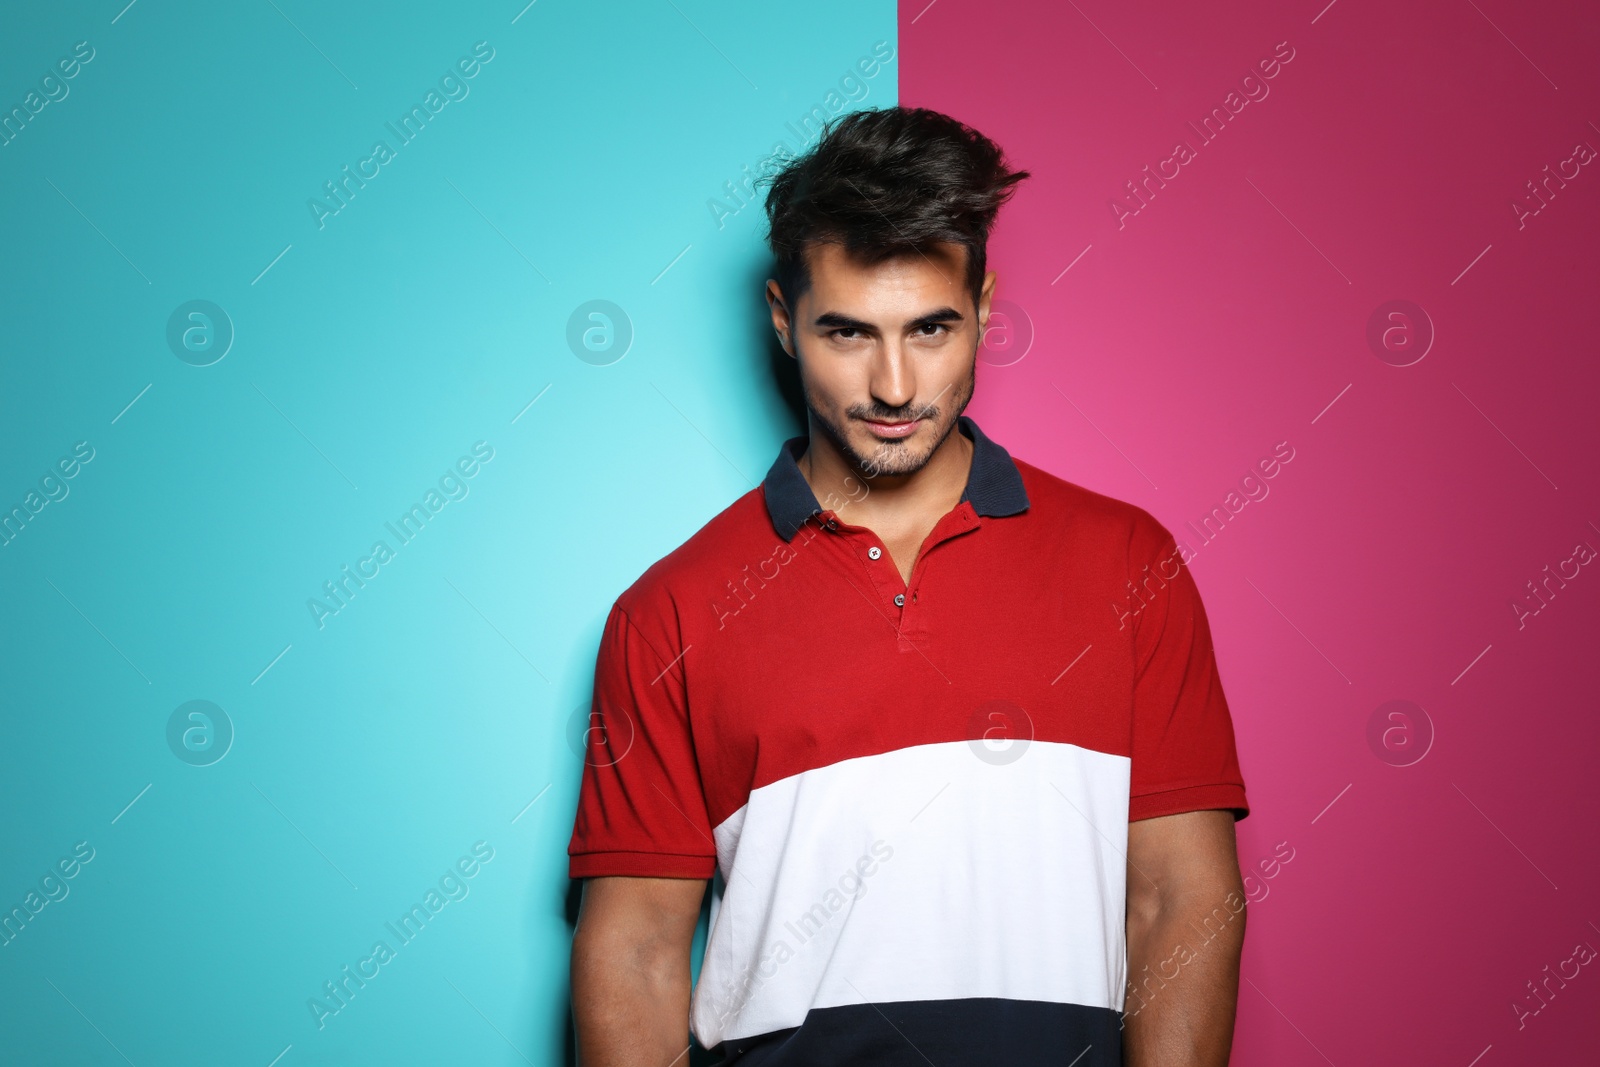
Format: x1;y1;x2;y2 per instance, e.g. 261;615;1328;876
850;436;935;478
810;408;952;479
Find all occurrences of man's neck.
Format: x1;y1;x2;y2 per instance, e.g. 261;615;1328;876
797;417;974;538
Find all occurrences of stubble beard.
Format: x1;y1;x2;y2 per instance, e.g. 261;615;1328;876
803;360;977;482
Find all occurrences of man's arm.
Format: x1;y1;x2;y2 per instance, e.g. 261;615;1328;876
572;874;709;1067
1123;809;1247;1066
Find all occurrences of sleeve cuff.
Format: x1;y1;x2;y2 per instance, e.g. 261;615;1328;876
569;849;717;880
1130;782;1250;823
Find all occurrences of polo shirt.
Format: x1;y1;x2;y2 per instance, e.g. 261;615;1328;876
567;413;1249;1066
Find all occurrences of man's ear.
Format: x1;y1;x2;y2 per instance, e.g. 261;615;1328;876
977;269;999;334
766;279;796;358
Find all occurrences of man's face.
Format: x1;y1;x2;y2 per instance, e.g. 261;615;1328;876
767;240;996;480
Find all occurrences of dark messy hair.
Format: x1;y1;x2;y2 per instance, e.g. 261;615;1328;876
759;106;1030;317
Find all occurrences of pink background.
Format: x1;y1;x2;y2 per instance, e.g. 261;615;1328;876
903;0;1600;1062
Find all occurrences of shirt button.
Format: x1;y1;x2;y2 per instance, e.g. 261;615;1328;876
894;594;905;606
868;546;882;560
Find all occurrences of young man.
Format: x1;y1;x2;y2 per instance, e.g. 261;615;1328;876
568;106;1250;1066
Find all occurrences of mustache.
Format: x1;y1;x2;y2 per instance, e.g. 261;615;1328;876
855;381;956;424
859;408;935;422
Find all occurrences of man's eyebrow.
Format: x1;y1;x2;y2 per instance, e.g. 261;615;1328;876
813;307;966;331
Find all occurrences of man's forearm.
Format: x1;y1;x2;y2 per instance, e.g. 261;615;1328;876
571;930;693;1067
1122;887;1247;1066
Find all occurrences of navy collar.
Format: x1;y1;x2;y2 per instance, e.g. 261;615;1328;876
761;414;1030;541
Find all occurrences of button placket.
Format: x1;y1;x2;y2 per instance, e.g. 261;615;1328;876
836;510;981;623
826;518;902;616
898;506;980;636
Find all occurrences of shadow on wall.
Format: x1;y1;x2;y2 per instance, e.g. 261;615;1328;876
749;255;811;437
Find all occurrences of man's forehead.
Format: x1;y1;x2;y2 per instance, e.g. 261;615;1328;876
802;241;967;310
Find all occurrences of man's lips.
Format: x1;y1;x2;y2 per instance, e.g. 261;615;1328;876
862;417;922;438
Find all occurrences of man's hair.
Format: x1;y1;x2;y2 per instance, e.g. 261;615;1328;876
760;106;1030;317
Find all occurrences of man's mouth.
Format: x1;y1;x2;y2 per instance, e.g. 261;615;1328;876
862;417;922;439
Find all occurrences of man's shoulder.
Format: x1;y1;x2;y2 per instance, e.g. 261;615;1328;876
612;484;781;620
1011;455;1174;554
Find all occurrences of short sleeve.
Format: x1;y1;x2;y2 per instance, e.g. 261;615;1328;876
567;597;718;879
1127;520;1250;823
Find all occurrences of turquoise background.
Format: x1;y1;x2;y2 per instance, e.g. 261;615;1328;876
0;2;895;1063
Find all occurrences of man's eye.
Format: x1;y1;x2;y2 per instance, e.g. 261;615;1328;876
829;324;949;340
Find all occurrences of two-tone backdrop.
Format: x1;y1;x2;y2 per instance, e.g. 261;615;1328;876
1;0;1594;1063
